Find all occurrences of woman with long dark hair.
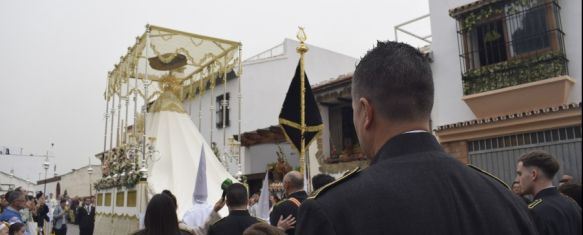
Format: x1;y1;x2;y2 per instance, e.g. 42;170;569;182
33;192;49;235
133;194;191;235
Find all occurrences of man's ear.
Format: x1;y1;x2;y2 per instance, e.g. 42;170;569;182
360;97;374;130
530;168;539;181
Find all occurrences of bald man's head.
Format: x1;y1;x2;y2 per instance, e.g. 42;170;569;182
283;171;304;192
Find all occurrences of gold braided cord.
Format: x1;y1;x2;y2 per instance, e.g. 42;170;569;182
278;123;323;159
279;118;324;132
96;212;139;219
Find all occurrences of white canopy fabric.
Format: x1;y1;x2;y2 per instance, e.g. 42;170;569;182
145;89;236;218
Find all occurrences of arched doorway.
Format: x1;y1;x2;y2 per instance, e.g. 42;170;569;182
56;182;61;199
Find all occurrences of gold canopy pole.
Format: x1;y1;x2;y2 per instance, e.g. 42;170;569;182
199;73;204;129
116;57;123;148
103;73;111;162
210;64;216;152
222;56;228;163
237;45;242;175
296;27;309;183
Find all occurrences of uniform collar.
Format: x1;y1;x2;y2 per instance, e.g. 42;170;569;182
229;210;250;216
534;187;559;200
370;132;443;165
287;190;307;199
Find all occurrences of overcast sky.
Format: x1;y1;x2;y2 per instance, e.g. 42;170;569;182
0;0;430;181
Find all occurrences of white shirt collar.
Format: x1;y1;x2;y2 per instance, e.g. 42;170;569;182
402;130;428;134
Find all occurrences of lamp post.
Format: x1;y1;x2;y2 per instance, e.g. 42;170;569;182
43;143;54;195
88;165;94;196
43;158;49;194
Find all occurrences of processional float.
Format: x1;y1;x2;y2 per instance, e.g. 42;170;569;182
94;25;241;235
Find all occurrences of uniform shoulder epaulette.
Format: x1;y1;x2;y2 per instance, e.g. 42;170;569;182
274;198;290;207
528;198;543;209
467;164;509;189
253;216;268;223
309;167;360;199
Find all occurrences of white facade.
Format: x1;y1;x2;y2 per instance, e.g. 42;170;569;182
428;0;582;128
32;164;102;198
244;143;299;175
183;38;357;175
0;171;35;194
59;164;102;198
34;180;58;197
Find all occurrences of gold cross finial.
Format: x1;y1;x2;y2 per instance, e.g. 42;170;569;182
296;26;307;43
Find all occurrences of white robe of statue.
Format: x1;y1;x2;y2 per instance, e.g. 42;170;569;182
145;82;235;218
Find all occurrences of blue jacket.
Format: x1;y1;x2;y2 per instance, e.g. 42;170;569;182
0;206;23;223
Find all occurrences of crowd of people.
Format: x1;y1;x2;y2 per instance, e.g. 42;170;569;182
0;189;95;235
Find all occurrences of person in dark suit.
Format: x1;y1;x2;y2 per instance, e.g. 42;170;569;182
269;171;306;235
515;150;582;235
76;197;95;235
295;41;538;235
209;183;261;235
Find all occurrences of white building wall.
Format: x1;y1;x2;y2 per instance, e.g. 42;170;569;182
243;143;299;175
34;181;58;198
562;0;582;102
0;171;36;194
428;0;582;128
59;165;102;198
184;39;357;174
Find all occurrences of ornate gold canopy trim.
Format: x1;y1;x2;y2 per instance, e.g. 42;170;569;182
105;25;242;103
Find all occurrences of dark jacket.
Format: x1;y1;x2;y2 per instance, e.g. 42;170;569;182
529;187;582;235
76;205;95;230
270;190;307;235
34;204;50;227
296;132;538;235
208;210;260;235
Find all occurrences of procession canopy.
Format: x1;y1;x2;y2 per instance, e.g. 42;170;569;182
105;24;242;103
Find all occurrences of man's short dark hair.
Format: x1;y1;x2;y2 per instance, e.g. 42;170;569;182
7;190;24;204
312;174;335;191
226;183;248;208
518;150;560;180
352;41;433;121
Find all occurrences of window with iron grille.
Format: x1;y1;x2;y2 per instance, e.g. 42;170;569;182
216;93;230;128
451;0;568;95
468;125;582;152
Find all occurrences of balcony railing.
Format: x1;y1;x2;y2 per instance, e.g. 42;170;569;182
462;51;567;94
452;0;568;95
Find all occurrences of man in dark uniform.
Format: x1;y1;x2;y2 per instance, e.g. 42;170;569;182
295;41;538;235
515;150;582;235
269;171;307;235
209;183;261;235
77;197;95;235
